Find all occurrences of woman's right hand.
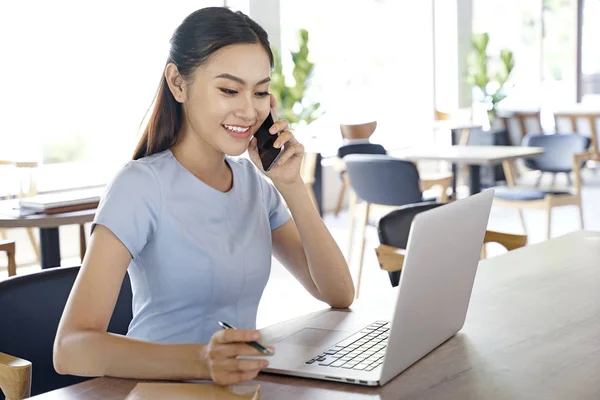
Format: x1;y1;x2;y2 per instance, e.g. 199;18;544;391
201;329;274;385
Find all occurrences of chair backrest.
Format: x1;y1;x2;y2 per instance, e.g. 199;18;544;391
344;155;422;206
554;111;600;155
498;111;542;144
522;133;591;172
0;266;133;398
339;121;377;141
337;143;386;159
377;202;444;287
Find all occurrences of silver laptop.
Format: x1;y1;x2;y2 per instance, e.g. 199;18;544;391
257;190;494;386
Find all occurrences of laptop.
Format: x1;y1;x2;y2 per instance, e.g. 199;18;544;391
257;190;494;386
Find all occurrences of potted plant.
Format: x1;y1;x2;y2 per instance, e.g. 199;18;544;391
466;32;515;125
270;29;323;135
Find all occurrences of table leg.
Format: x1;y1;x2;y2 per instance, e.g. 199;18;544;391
40;227;61;269
469;165;482;195
451;163;458;199
313;153;323;216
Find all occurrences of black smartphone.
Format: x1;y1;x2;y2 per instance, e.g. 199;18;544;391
254;112;282;172
218;321;274;355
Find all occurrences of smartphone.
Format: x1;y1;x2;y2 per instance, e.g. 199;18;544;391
218;321;274;356
254;112;282;172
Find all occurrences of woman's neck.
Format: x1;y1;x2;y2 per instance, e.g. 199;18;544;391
169;131;233;192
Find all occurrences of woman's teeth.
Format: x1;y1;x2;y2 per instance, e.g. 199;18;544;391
223;125;249;133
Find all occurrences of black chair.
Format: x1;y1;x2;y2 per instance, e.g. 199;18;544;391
333;143;387;216
344;154;452;298
0;266;133;399
376;203;528;287
522;133;591;186
378;202;443;287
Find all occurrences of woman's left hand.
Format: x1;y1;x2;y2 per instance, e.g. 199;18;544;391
248;95;304;186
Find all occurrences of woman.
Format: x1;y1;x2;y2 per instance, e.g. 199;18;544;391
53;7;354;385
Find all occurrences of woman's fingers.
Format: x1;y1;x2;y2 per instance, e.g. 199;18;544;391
269;119;289;135
215;358;269;373
275;142;304;167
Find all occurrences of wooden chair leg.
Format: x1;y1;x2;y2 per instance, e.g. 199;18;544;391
26;228;40;262
79;224;87;262
346;190;358;264
0;230;7;240
7;245;16;277
355;203;371;300
334;179;347;217
0;352;32;400
480;244;487;260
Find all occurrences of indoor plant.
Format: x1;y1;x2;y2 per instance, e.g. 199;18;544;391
270;29;322;131
466;32;515;123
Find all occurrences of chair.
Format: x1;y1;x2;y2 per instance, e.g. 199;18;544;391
333;143;387;216
0;161;40;265
554;111;600;159
344;154;452;298
495;134;592;239
339;121;377;141
0;240;17;277
0;266;133;399
374;202;527;287
522;134;591;187
497;110;543;142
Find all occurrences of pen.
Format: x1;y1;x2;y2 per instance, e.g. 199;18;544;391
218;321;274;355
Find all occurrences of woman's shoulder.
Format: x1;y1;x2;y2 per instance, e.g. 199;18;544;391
106;151;173;197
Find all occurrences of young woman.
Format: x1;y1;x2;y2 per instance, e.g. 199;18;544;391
53;7;354;385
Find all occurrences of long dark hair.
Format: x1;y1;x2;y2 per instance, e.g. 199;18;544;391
133;7;274;160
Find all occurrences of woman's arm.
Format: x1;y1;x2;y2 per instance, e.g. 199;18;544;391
271;180;355;309
53;224;208;380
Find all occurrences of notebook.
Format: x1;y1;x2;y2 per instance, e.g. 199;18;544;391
125;382;261;400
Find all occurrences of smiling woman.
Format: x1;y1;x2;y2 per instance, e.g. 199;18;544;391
53;6;354;387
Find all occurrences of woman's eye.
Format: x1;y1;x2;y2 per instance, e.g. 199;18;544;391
219;88;238;95
256;92;270;97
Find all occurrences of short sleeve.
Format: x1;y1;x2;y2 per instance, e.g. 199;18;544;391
92;161;161;258
262;179;290;230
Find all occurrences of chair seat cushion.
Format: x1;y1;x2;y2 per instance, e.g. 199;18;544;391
493;186;571;201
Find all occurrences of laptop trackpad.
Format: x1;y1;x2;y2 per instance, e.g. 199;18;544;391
278;328;349;348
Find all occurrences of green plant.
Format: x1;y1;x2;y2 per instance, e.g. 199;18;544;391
270;29;322;128
466;32;515;120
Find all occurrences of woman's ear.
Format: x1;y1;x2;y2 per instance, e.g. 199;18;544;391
165;63;186;103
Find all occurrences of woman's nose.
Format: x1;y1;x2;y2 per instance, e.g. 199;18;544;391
235;96;258;121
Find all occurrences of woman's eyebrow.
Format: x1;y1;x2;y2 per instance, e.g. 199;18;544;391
214;73;271;86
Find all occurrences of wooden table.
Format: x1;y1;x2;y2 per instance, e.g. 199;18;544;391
30;230;600;399
0;200;96;269
391;145;544;194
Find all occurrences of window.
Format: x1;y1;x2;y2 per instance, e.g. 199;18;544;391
0;1;223;169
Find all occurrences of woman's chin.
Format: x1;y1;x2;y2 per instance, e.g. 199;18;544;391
223;144;249;157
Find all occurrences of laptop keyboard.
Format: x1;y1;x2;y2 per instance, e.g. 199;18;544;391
305;321;389;371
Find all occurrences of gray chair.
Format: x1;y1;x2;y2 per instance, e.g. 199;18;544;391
344;154;452;298
496;134;592;239
333;143;387;216
522;133;591;186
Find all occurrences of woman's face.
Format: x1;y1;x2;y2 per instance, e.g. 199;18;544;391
172;43;272;157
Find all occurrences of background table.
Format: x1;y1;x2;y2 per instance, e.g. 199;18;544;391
0;200;96;268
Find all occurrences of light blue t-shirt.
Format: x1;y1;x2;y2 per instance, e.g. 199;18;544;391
92;149;290;344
